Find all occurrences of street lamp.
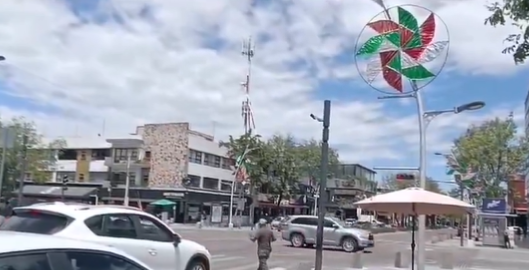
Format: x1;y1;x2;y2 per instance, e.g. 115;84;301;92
310;100;331;270
228;147;258;229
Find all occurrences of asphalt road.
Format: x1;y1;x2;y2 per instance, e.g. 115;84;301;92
176;227;462;270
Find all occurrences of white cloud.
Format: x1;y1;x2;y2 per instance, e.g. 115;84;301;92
0;0;522;166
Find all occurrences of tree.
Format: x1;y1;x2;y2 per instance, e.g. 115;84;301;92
0;117;66;192
451;117;529;197
485;0;529;64
295;139;340;177
219;131;267;189
263;134;303;207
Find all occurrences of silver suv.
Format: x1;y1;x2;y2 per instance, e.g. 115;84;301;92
280;215;374;252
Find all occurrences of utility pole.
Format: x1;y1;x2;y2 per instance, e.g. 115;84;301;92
0;127;14;198
16;133;28;205
314;100;331;270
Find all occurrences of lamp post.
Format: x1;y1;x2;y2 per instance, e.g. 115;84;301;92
381;94;485;269
310;100;331;270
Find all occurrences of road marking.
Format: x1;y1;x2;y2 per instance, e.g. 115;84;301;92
212;256;244;263
211;254;226;258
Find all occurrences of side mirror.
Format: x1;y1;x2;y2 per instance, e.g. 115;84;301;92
332;224;339;229
173;233;181;247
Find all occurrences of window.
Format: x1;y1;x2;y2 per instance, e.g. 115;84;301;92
221;158;233;170
114;149;138;163
220;180;232;192
59;149;77;160
135;215;173;242
84;215;103;235
324;219;337;228
203;154;220;168
92;149;111;160
214;156;221;168
202;177;218;190
98;214;137;239
0;209;71;234
291;217;317;226
66;251;146;270
0;253;51;270
189;150;202;164
186;175;201;187
144;151;151;160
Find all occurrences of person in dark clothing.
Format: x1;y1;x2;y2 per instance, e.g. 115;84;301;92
0;199;12;218
250;218;276;270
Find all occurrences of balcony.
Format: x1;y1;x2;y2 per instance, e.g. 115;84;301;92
104;157;150;169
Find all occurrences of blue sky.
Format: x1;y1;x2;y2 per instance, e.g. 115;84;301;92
0;0;525;191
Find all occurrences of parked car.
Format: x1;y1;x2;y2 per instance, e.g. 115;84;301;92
271;216;286;230
344;218;357;227
0;202;211;270
0;231;155;270
280;215;374;252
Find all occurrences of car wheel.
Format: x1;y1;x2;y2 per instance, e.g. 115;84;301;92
341;237;359;252
290;233;305;248
186;259;207;270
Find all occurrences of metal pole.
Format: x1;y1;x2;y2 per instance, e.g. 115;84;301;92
0;128;10;198
228;178;236;228
313;193;319;216
124;152;131;206
459;183;464;247
61;185;65;202
415;89;427;270
16;134;28;206
315;100;331;270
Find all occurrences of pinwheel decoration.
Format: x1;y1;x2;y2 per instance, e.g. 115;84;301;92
355;6;449;94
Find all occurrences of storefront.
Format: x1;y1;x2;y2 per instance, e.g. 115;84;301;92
100;187;252;224
12;182;102;206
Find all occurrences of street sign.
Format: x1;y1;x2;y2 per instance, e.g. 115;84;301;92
481;198;506;214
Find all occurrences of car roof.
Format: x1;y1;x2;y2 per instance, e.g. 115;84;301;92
0;231;128;254
14;202;154;220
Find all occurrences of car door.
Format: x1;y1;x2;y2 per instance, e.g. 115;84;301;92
129;214;178;270
323;219;340;245
84;214;147;264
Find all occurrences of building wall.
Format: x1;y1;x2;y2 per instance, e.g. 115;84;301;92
142;123;189;187
508;174;527;212
75;149;91;182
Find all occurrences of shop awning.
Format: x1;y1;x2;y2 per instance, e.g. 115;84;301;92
14;185;98;198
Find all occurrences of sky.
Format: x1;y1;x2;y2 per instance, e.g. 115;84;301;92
0;0;526;191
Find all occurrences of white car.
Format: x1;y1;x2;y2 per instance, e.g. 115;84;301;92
0;230;154;270
0;202;211;270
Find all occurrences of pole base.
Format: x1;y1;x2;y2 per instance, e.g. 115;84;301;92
466;239;475;247
228;222;234;229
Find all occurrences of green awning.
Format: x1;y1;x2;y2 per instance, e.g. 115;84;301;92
150;199;176;206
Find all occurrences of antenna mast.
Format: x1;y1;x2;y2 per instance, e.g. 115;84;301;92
241;36;255;135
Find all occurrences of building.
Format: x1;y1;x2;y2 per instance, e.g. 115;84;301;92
104;123;235;189
29;122;243;224
45;137;111;182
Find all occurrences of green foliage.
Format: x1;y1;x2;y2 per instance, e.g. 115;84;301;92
451;117;529;197
485;0;529;64
381;173;442;193
0;117;66;192
220;133;343;204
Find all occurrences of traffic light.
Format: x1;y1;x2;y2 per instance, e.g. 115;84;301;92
61;175;69;190
396;173;415;181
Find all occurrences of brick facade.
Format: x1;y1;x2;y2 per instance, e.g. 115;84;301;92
141;123;189;187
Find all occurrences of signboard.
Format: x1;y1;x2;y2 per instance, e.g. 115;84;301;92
211;205;222;223
481;198;506;214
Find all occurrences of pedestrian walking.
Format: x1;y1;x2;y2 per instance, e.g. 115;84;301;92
250;218;276;270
